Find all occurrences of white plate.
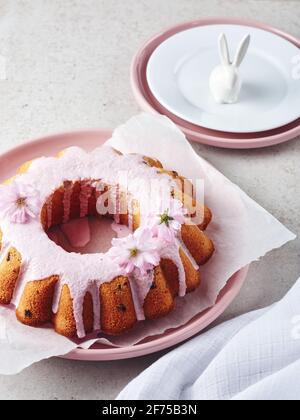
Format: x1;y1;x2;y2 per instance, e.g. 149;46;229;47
147;24;300;133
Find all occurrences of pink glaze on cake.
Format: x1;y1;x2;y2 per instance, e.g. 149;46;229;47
0;146;200;338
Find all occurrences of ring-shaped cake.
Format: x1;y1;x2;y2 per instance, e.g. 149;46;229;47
0;146;214;338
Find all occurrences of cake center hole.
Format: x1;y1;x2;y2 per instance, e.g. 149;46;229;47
42;180;131;255
47;217;130;255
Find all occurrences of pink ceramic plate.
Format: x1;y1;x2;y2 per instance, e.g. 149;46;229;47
0;130;249;361
131;18;300;149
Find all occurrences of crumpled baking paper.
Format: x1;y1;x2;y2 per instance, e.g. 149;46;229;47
0;113;296;375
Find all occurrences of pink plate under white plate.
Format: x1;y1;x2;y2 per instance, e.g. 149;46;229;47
0;130;249;361
131;18;300;149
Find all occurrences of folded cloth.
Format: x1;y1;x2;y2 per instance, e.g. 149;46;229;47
117;278;300;401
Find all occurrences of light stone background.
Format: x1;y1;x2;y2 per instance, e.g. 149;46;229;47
0;0;299;400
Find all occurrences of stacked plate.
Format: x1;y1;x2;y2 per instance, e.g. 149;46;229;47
131;18;300;149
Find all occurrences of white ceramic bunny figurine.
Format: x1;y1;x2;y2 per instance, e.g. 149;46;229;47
209;33;251;104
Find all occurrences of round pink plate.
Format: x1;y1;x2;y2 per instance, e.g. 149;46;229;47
131;18;300;149
0;130;249;361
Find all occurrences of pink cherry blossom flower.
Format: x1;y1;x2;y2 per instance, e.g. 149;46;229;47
0;181;40;224
109;227;161;275
148;199;187;244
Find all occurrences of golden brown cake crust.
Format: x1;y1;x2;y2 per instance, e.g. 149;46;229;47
181;224;215;266
16;276;59;326
144;266;174;320
0;245;22;305
100;276;137;335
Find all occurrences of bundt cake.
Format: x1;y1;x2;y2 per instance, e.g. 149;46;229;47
0;146;214;338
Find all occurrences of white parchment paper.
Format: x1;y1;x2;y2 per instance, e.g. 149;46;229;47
0;113;296;375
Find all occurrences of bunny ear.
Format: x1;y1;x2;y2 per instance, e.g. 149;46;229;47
233;34;251;67
218;33;230;66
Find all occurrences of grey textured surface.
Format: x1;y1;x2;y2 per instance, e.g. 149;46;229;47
0;0;299;400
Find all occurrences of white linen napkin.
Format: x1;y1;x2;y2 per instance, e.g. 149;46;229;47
117;277;300;401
